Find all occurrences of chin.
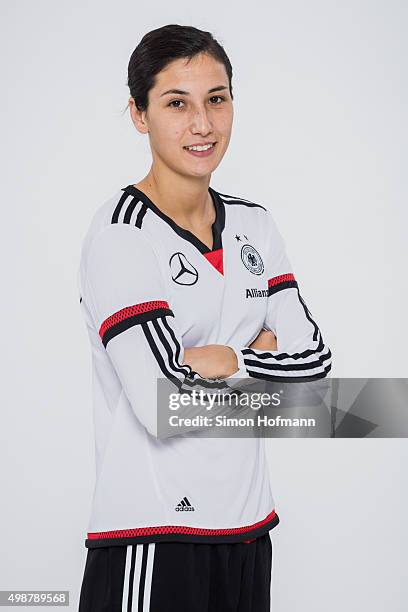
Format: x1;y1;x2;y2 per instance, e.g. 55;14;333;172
185;166;218;179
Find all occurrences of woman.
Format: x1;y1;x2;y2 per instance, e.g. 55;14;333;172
77;24;332;611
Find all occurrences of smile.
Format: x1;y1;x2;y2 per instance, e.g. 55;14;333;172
183;142;217;157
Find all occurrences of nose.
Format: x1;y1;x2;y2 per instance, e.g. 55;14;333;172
189;105;213;135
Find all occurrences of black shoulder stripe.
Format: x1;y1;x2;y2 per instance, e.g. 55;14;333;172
135;202;148;228
216;191;266;211
111;191;148;228
111;191;131;223
123;197;138;224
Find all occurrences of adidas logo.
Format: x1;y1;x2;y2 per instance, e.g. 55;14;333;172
175;496;195;512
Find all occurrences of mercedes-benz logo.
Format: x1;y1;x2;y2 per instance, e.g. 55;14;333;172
169;252;199;286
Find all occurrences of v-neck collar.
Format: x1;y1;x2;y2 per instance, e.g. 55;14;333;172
122;183;225;256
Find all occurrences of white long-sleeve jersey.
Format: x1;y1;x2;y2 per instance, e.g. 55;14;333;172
77;183;332;548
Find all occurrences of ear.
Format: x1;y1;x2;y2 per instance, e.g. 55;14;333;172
129;97;149;134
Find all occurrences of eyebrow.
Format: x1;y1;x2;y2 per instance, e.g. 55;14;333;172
159;85;228;97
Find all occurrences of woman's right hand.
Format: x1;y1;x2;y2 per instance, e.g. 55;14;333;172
248;329;278;351
182;329;278;379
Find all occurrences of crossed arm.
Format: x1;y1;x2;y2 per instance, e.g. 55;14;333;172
183;212;332;382
183;329;278;379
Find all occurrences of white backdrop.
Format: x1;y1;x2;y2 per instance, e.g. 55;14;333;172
1;1;407;610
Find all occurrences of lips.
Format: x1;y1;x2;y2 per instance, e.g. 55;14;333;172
183;142;217;150
183;142;217;157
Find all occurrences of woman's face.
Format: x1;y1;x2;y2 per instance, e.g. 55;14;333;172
130;52;234;178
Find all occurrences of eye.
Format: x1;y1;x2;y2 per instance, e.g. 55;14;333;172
168;99;185;109
168;96;227;109
209;95;226;104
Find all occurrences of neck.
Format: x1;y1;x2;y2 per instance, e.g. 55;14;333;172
134;163;214;229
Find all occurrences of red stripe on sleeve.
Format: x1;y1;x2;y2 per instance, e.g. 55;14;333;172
99;300;170;338
267;273;295;288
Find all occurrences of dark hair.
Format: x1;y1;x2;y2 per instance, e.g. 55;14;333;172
124;24;233;113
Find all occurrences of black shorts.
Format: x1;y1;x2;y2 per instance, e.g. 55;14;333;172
78;532;273;611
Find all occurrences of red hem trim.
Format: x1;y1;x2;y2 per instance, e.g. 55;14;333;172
87;509;277;540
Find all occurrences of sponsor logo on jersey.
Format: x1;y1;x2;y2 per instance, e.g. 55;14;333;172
175;496;195;511
246;288;268;298
241;244;264;275
169;252;199;286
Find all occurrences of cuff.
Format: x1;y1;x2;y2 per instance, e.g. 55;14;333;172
223;344;253;388
227;344;248;375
